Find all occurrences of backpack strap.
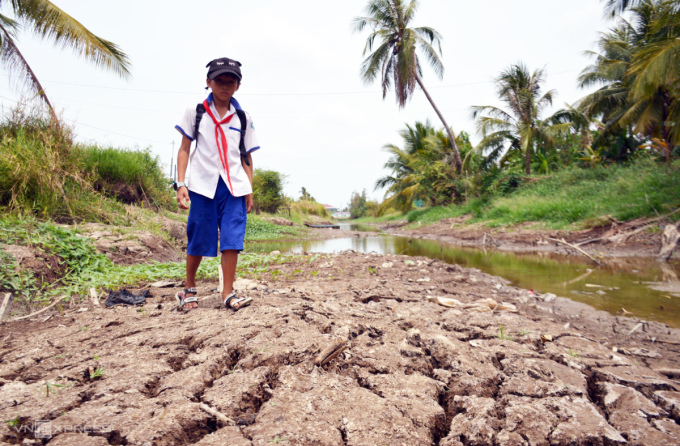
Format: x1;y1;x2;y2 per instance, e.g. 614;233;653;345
195;102;250;167
236;109;251;167
194;103;205;148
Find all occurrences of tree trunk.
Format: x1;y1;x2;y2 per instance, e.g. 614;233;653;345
657;222;680;262
415;74;462;173
525;148;531;175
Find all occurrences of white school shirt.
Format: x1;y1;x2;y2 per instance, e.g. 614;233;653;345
175;95;260;199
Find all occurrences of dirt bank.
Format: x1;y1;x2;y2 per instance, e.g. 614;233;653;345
1;251;679;445
385;216;668;259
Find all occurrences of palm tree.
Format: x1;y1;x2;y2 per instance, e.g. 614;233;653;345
471;63;570;175
353;0;463;172
0;0;130;118
578;0;679;147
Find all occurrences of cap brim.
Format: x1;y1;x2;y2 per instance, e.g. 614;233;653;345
208;68;242;81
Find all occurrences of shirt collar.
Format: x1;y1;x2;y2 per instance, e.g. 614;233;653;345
206;93;243;111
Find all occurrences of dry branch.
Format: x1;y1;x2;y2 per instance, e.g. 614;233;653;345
0;293;11;322
548;237;601;265
11;296;66;322
199;403;235;425
314;338;347;366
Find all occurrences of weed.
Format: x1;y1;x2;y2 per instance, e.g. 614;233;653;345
92;355;100;361
43;380;72;397
226;365;240;375
268;436;287;444
368;266;377;275
568;349;579;358
81;326;89;331
497;324;515;341
90;367;105;379
5;416;19;428
517;329;531;336
309;270;319;277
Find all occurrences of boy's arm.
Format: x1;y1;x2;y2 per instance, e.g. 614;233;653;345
242;153;254;213
176;135;192;209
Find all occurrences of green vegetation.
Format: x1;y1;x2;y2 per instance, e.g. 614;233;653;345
0;215;298;303
0;0;130;116
253;169;286;213
354;0;463;171
357;0;679;226
400;158;680;229
0;112;174;223
77;146;173;208
245;215;306;241
289;200;329;218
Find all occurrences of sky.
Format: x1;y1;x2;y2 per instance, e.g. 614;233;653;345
0;0;611;209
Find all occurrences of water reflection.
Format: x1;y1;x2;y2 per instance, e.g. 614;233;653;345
245;236;680;328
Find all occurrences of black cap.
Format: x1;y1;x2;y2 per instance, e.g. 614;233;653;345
206;57;242;81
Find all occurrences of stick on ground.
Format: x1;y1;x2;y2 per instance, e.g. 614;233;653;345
0;293;11;322
11;296;66;322
199;403;235;425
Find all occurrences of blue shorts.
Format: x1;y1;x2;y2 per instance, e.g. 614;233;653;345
186;178;247;257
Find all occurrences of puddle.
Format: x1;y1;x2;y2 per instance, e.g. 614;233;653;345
245;235;680;328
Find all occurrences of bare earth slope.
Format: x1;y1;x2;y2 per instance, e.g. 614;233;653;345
1;252;680;445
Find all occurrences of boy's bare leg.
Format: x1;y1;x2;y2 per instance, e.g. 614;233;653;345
183;254;202;310
221;249;243;308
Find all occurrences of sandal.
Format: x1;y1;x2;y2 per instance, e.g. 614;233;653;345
223;292;252;311
176;287;198;311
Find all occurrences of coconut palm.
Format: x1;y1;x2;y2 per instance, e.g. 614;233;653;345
353;0;463;172
578;0;679;147
471;63;570;175
0;0;130;117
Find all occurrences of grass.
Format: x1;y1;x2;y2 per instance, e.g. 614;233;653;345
365;159;680;230
289;200;329;218
0;215;299;303
0;110;175;224
245;215;307;241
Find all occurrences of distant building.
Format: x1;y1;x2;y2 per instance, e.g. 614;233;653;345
332;211;350;219
323;204;339;213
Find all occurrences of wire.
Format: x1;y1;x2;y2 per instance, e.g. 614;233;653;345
0;69;579;97
0;94;172;145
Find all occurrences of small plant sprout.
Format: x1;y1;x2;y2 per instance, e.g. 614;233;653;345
497;324;515;341
309;270;319;277
368;266;377;275
90;367;105;379
92;355;100;361
517;329;530;336
268;436;287;444
5;416;19;428
81;326;89;331
568;349;579;358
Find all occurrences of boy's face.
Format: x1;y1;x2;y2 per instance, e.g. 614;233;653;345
207;74;240;103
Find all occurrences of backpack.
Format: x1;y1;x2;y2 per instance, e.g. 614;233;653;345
193;103;251;167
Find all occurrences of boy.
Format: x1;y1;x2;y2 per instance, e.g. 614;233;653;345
174;57;260;311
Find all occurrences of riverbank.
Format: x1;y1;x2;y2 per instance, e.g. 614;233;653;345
384;214;666;259
1;251;679;445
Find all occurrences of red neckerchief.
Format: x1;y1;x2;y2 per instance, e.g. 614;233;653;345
202;99;235;193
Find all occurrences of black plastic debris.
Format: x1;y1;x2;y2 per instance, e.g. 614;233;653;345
105;289;150;307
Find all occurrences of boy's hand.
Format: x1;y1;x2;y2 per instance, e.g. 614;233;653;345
245;194;253;213
177;187;190;209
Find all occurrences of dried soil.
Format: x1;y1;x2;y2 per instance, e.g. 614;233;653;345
1;252;679;445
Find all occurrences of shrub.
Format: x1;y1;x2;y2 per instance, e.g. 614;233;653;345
290;200;329;217
252;169;285;213
76;146;173;209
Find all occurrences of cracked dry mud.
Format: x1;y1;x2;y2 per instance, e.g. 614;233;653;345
1;252;680;445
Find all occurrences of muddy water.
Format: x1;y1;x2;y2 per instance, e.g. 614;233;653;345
246;235;680;328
